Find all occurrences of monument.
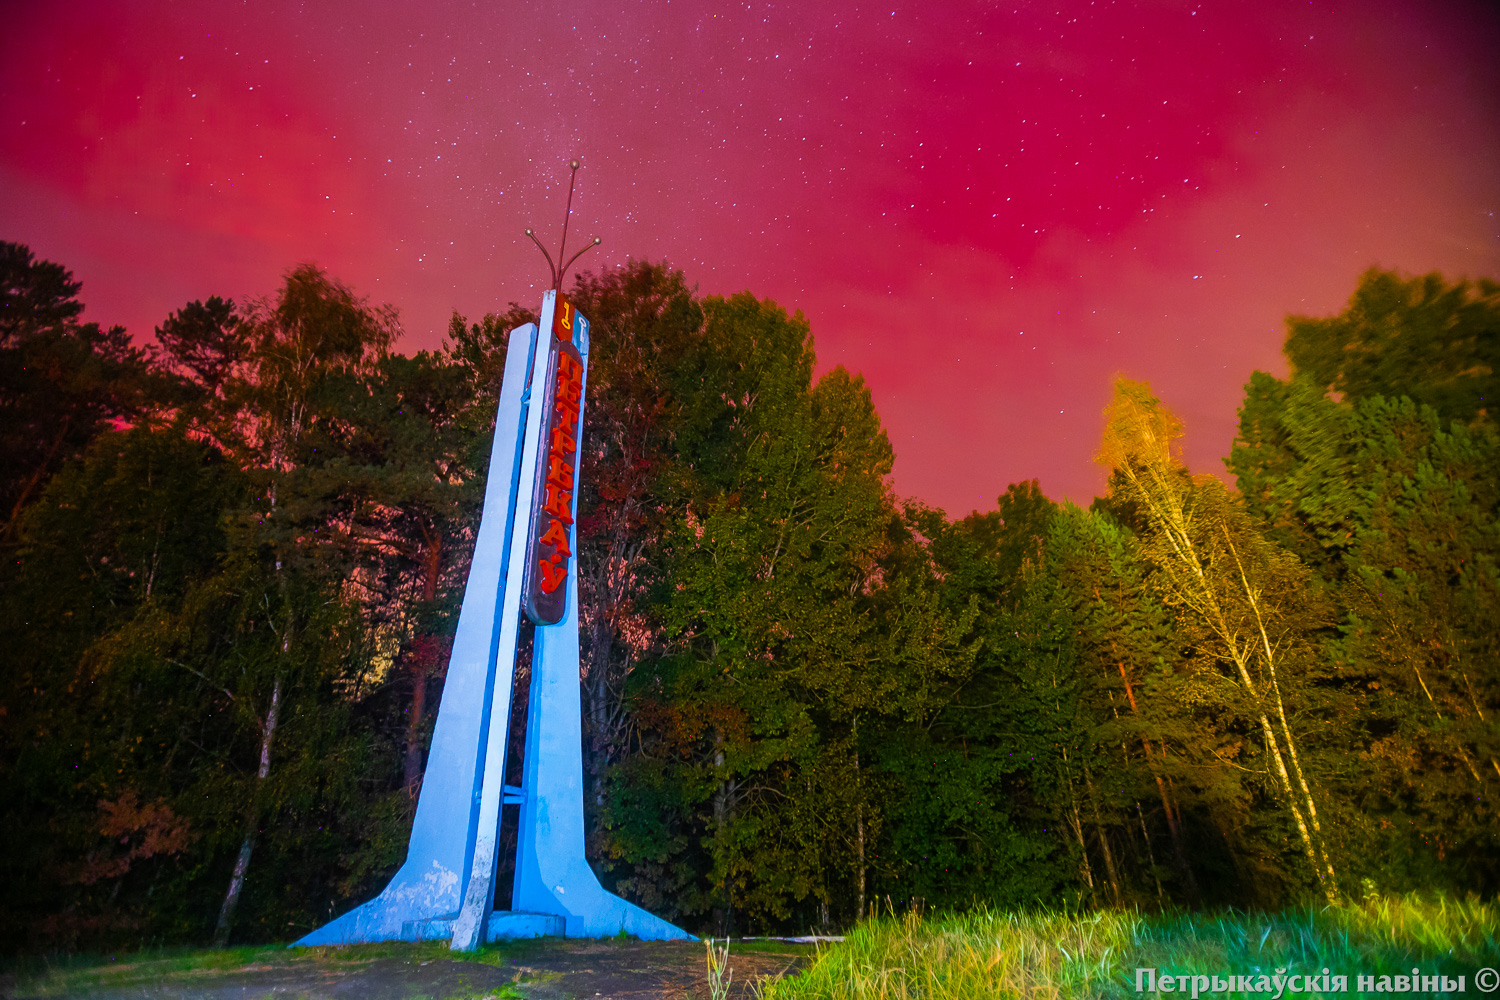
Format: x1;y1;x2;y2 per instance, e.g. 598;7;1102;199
297;162;693;949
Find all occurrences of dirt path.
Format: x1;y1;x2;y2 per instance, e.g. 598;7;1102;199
490;939;809;999
7;938;816;1000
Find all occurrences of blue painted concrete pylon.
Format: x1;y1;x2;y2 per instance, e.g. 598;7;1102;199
296;291;692;949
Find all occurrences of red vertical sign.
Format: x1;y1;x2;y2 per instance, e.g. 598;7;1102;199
523;295;586;625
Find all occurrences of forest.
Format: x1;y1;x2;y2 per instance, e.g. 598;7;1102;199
1;240;1496;953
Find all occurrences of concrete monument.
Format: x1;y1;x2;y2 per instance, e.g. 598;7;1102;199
297;169;691;948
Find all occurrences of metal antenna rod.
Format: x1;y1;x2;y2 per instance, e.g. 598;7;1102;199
524;158;602;291
524;228;559;288
557;159;580;276
560;237;602;288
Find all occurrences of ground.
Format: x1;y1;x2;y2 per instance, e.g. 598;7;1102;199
5;938;816;1000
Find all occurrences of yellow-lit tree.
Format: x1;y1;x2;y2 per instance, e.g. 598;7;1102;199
1097;377;1338;899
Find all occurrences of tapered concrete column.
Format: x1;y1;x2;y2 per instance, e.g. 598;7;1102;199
296;322;537;947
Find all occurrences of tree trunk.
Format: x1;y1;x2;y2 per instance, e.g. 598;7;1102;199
1111;411;1335;901
214;675;281;947
853;735;866;924
582;536;646;810
588;613;615;806
856;805;866;923
1067;800;1095;893
1085;767;1122;905
1258;712;1322;881
1115;658;1198;901
1224;638;1333;901
403;529;445;795
711;743;733;937
1136;802;1166;906
1061;756;1095;894
1225;530;1338;891
403;661;429;795
1451;663;1500;781
3;415;72;540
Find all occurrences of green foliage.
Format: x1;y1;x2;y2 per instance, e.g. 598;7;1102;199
1228;271;1499;897
0;427;240;948
1285;268;1498;427
0;260;422;952
608;292;915;929
1230;379;1500;896
0;242;157;541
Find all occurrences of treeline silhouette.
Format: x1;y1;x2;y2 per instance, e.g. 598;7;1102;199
1;242;1495;950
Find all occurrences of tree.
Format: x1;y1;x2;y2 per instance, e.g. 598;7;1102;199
0;426;238;949
154;296;249;399
863;492;1076;913
629;292;884;929
1284;268;1498;428
1041;503;1205;905
187;263;399;945
1099;377;1339;900
599;291;982;931
568;263;705;812
0;261;406;950
1230;377;1500;893
1230;267;1500;895
0;242;155;540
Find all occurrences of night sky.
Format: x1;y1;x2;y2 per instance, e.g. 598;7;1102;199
3;1;1497;513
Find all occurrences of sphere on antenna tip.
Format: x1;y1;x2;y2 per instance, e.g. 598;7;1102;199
570;159;580;170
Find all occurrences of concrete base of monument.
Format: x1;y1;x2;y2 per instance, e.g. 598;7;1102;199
293;865;459;946
297;907;585;945
400;911;566;942
403;902;680;944
295;890;687;946
291;863;692;946
511;854;695;942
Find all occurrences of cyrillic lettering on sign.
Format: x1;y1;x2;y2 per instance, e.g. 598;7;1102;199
523;306;588;625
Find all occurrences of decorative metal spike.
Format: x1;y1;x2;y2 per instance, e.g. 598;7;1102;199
525;159;601;291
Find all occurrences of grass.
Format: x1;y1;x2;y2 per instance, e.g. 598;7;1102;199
7;938;544;998
736;940;825;955
763;895;1499;999
9;897;1494;999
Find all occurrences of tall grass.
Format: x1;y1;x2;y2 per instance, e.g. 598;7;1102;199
763;896;1498;999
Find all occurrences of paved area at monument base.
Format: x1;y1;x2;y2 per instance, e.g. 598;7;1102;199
7;938;814;1000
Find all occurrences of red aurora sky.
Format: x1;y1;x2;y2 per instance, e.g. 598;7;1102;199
2;1;1497;513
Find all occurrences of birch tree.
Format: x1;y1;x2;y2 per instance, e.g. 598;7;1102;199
204;264;398;945
1098;377;1339;900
